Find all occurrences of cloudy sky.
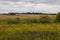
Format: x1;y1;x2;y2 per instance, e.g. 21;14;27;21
0;0;60;13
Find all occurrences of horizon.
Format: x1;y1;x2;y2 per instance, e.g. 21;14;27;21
0;12;59;14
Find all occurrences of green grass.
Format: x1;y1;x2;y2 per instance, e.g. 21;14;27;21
0;15;60;40
0;23;60;40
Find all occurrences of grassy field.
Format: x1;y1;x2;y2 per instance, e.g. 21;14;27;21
0;14;60;40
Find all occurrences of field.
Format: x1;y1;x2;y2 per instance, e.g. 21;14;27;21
0;14;60;40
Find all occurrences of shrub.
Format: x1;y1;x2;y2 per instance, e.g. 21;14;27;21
56;12;60;23
39;15;51;23
16;17;20;20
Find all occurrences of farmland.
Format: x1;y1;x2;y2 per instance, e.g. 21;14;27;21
0;14;60;40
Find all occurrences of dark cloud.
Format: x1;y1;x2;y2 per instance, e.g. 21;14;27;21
0;0;60;5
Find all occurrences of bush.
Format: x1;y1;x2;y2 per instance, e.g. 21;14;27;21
39;16;51;23
7;18;20;24
56;12;60;23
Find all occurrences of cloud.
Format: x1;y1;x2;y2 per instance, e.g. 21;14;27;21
0;1;60;13
0;0;60;5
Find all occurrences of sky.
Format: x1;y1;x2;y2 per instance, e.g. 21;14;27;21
0;0;60;13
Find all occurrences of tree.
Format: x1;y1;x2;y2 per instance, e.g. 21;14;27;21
56;12;60;22
8;12;16;15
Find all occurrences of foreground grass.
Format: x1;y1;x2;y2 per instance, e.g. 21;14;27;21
0;23;60;33
0;23;60;40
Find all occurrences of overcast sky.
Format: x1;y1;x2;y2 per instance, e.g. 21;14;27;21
0;0;60;13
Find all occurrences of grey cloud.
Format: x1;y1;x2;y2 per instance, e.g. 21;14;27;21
0;2;60;13
0;0;60;13
0;0;60;5
0;0;18;2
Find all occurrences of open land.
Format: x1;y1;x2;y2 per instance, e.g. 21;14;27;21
0;14;60;40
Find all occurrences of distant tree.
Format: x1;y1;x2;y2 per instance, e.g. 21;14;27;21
27;12;31;14
8;12;16;15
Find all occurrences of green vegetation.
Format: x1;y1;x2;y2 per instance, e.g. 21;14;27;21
7;18;20;24
56;12;60;22
8;12;16;15
0;12;60;40
39;15;51;23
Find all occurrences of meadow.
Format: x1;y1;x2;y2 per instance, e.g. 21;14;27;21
0;14;60;40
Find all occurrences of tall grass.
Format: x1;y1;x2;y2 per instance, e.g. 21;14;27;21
0;14;60;40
